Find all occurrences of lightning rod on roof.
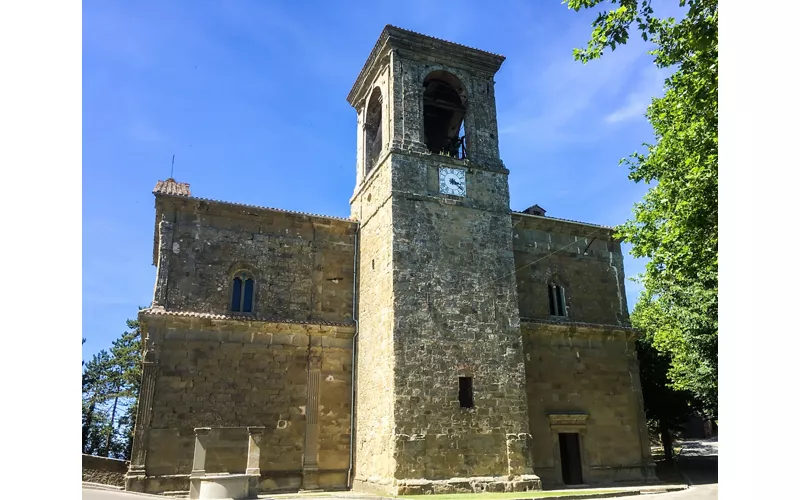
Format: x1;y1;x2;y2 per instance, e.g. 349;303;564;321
170;154;175;179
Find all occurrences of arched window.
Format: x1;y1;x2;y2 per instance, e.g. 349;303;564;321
548;283;567;317
423;70;467;158
364;87;383;175
231;271;255;313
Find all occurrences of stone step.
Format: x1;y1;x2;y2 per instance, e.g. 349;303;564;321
161;491;189;498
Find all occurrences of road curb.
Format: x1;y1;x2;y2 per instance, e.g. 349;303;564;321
505;487;688;500
82;481;124;491
82;482;180;498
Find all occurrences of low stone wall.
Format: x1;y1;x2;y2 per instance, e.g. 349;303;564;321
82;454;129;487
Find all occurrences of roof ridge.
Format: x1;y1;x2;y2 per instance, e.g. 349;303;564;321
385;25;505;59
511;211;614;230
140;307;355;327
153;178;191;197
155;192;357;224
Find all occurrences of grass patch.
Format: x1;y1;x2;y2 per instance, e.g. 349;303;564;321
399;489;626;500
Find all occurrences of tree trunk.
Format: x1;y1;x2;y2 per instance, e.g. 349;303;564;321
124;402;138;460
104;394;119;457
660;422;674;464
82;401;95;453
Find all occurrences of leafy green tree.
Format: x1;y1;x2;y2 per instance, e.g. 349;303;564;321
108;318;142;457
117;400;139;459
82;349;114;454
565;0;718;416
81;315;143;459
636;335;699;463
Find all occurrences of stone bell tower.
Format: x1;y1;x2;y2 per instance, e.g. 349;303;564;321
348;26;540;495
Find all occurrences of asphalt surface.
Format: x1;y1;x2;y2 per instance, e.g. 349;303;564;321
82;439;719;500
82;489;161;500
654;438;717;500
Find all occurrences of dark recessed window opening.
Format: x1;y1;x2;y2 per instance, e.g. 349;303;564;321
548;284;567;317
364;87;383;175
459;377;474;408
423;71;467;159
231;272;255;313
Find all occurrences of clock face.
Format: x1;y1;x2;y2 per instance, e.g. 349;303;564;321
439;167;466;197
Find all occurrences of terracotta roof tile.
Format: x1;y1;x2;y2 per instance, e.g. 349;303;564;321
153;178;191;197
511;211;614;230
156;190;356;224
140;307;354;328
385;25;505;59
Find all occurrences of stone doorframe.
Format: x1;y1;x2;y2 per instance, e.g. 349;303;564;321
547;412;590;486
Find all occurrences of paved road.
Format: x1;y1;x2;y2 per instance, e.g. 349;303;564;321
646;438;717;500
83;439;719;500
640;484;717;500
83;489;159;500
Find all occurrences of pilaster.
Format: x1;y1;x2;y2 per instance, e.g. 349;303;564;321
124;347;159;492
302;350;323;490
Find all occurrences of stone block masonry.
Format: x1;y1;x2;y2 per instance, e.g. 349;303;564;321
153;195;357;325
128;313;354;494
83;454;128;487
512;213;630;326
126;24;655;497
521;321;655;486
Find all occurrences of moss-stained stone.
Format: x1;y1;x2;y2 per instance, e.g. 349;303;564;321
126;25;654;497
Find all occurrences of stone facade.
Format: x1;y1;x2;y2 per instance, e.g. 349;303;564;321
83;454;129;487
126;25;655;497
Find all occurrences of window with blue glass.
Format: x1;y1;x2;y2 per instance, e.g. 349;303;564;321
231;272;255;313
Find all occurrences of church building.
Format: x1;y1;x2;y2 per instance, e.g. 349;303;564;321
126;25;655;497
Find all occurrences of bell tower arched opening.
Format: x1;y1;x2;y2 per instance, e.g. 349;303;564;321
423;70;467;159
364;87;383;176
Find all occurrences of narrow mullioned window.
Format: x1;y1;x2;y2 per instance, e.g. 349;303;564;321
231;272;255;313
548;284;567;317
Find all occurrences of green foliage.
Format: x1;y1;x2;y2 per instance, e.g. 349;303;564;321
637;336;697;428
566;0;718;415
636;334;701;462
82;314;143;458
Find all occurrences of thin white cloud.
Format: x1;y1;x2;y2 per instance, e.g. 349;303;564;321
605;65;669;124
498;31;646;148
126;118;168;145
605;94;654;124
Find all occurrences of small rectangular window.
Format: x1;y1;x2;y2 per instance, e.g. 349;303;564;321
459;377;474;408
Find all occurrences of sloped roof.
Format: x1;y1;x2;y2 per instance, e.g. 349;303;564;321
140;307;354;328
153;178;191;197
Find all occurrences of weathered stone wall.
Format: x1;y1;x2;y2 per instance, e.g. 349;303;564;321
131;25;654;497
386;54;503;169
350;154;398;493
83;454;128;487
521;322;653;486
346;27;505;171
346;27;538;495
512;214;629;326
136;314;354;494
388;152;533;484
153;197;356;324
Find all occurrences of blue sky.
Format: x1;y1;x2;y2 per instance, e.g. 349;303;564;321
82;0;670;360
